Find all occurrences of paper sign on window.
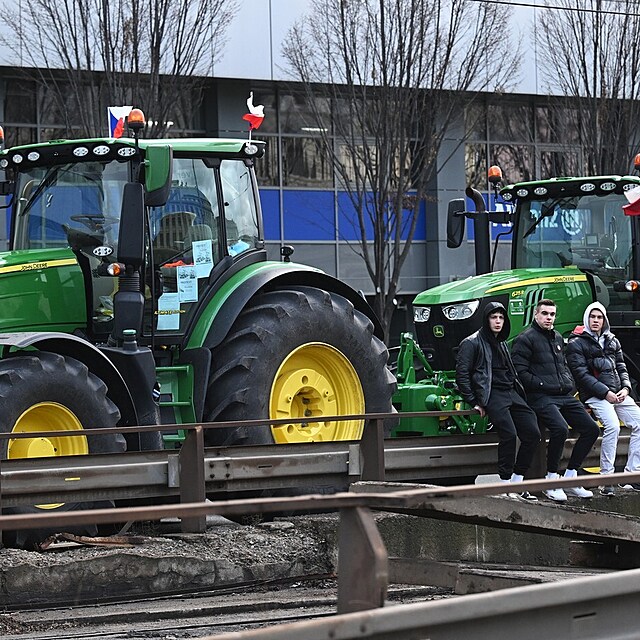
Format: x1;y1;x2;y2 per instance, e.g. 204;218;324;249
157;293;181;331
177;265;198;302
192;239;214;278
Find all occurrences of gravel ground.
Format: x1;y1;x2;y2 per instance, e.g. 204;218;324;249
0;516;326;568
0;515;338;636
0;516;333;572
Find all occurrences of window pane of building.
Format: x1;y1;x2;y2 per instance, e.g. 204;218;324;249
488;103;533;142
279;92;331;134
282;137;333;188
465;143;487;190
465;101;487;141
255;136;279;186
539;148;582;178
489;144;534;183
536;104;580;144
4;79;36;123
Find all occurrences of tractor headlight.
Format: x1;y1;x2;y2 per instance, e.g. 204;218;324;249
442;300;480;321
413;307;431;323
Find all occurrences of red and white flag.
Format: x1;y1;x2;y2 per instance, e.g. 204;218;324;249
242;92;264;132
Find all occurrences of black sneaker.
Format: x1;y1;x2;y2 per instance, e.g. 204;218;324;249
600;486;615;496
517;491;538;502
618;483;640;491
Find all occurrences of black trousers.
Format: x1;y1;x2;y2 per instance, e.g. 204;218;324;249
486;388;541;480
529;394;600;474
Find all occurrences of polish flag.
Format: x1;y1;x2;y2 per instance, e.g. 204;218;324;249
242;92;265;130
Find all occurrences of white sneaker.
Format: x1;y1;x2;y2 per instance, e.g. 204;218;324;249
543;487;567;502
565;485;593;499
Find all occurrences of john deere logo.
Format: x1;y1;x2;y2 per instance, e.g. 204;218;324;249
433;325;445;338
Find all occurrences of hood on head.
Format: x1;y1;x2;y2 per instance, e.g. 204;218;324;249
582;301;610;337
482;301;510;341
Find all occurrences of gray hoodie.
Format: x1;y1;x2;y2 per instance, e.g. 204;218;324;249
581;301;609;349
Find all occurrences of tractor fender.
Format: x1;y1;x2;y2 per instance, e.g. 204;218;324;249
0;332;138;426
194;265;383;351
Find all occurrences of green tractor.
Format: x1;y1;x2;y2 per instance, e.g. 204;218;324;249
393;170;640;436
0;110;395;543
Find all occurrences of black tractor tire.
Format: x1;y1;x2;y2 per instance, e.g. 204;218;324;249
204;287;396;446
0;351;124;549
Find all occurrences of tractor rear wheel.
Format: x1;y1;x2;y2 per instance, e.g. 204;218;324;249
0;351;124;548
204;287;396;445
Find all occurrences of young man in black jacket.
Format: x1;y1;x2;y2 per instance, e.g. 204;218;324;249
566;302;640;495
512;299;599;502
456;301;540;501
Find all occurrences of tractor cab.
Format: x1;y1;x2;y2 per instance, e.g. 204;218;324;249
3;127;265;344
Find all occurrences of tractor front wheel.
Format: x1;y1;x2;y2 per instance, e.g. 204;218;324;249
0;351;124;548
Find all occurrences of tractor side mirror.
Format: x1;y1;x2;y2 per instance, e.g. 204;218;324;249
118;182;145;268
144;144;173;207
447;198;466;248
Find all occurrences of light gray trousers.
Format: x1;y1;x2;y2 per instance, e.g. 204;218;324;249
586;395;640;475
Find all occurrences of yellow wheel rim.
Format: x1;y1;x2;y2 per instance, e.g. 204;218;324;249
270;343;365;443
9;402;88;509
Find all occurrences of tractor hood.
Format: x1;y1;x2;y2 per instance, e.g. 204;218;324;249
413;267;587;305
0;248;87;333
411;265;592;371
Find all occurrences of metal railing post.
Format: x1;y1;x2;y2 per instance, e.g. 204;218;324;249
337;505;388;614
360;418;385;481
0;457;3;547
178;426;206;533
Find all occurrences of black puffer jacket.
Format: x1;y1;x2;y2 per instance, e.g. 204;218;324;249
455;301;523;407
511;319;575;398
566;302;630;401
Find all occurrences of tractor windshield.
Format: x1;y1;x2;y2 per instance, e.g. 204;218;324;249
513;191;634;310
12;161;129;251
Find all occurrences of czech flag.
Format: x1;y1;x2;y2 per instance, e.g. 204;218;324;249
107;106;133;138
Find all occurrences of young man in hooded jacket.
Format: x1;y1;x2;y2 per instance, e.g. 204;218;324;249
512;299;599;502
456;301;541;501
566;301;640;495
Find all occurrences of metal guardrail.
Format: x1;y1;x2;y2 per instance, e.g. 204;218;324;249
0;412;625;510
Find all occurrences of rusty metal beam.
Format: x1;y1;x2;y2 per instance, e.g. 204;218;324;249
179;426;206;533
360;419;385;482
338;506;388;613
352;481;640;544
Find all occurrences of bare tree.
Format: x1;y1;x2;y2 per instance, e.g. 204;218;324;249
1;0;238;137
282;0;518;341
538;0;640;175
